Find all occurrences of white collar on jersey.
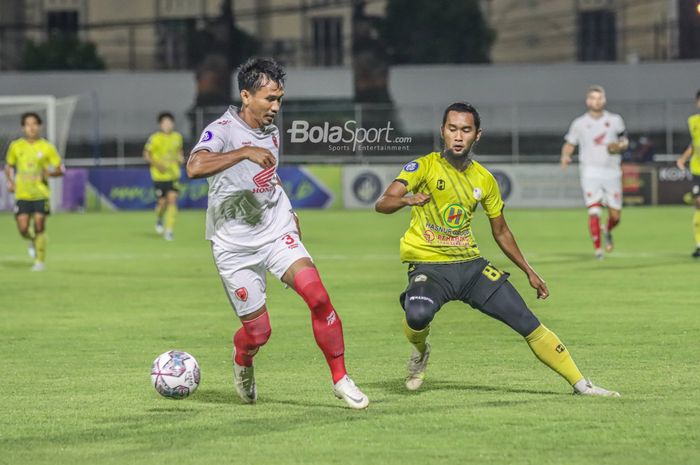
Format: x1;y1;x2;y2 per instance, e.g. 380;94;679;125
228;105;276;135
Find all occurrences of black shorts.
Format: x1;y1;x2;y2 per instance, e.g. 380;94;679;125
15;199;50;217
693;175;700;198
153;181;179;198
400;257;510;311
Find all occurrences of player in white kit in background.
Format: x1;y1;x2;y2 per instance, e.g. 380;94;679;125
187;57;368;409
560;85;629;260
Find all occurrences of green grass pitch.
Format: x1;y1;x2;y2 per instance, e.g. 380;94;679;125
1;206;699;465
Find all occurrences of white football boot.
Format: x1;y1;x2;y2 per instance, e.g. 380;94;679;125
405;343;431;391
31;261;45;272
232;350;257;404
155;220;164;235
164;230;174;241
573;379;620;397
333;375;369;409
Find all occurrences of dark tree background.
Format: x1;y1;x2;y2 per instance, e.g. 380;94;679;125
21;34;105;70
381;0;495;64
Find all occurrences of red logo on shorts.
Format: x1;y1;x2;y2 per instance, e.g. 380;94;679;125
235;288;248;302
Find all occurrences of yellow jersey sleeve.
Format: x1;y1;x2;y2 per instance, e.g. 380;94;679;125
395;159;427;192
43;141;61;168
144;133;158;153
480;171;504;218
5;140;18;166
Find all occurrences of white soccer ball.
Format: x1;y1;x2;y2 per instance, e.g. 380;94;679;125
151;350;200;399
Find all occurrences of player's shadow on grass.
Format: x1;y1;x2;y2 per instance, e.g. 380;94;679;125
0;259;32;269
364;379;561;397
192;388;349;410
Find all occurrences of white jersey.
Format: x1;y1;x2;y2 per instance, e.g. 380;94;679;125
192;106;296;249
564;110;626;179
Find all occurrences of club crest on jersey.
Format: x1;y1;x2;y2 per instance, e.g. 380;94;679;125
403;161;419;172
423;230;435;242
201;130;213;142
272;134;279;148
234;287;248;302
443;203;466;229
436;179;445;190
473;187;482;200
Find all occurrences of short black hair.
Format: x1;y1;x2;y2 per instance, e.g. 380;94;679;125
696;89;700;101
21;112;42;126
158;112;174;123
237;57;286;94
441;102;481;130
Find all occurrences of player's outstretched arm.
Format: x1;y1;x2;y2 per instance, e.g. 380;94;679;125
4;164;15;192
375;181;430;214
676;144;693;170
489;213;549;299
560;142;575;169
187;147;275;179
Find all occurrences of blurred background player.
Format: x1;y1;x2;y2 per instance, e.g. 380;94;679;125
376;102;619;397
561;85;629;259
675;89;700;258
3;112;64;271
143;112;184;241
187;57;368;409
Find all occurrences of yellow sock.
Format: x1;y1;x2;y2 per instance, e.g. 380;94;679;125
525;324;583;386
35;232;47;263
403;318;430;354
165;204;177;231
693;210;700;247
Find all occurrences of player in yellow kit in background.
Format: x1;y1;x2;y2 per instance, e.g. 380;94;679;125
143;112;184;241
675;90;700;258
375;102;619;397
4;112;64;271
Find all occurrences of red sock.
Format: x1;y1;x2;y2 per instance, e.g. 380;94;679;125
233;311;271;367
607;216;620;232
294;267;347;383
589;215;601;249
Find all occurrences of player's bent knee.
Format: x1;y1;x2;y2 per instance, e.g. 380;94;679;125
293;267;332;313
404;296;439;330
243;311;272;346
588;206;603;217
483;282;540;337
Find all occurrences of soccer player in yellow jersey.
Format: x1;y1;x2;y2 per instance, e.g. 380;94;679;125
675;90;700;258
4;112;64;271
143;112;184;241
376;102;619;397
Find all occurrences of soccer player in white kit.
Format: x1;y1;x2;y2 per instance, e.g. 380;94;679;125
187;58;369;409
561;86;629;259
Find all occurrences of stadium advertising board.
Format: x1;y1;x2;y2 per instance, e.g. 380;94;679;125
86;166;337;211
621;164;655;206
656;165;696;205
343;164;584;209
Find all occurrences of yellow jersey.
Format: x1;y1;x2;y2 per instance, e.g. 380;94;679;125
145;131;183;182
688;114;700;176
5;138;61;201
395;152;504;263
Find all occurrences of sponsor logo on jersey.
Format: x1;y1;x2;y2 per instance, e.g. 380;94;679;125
443;203;466;229
403;161;419;172
241;141;252;146
423;230;435;242
272;134;279;148
593;132;606;145
252;166;277;193
234;287;248;301
436;179;445;190
201;131;213;142
217;120;232;126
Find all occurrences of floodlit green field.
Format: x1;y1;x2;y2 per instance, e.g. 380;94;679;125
1;207;698;465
